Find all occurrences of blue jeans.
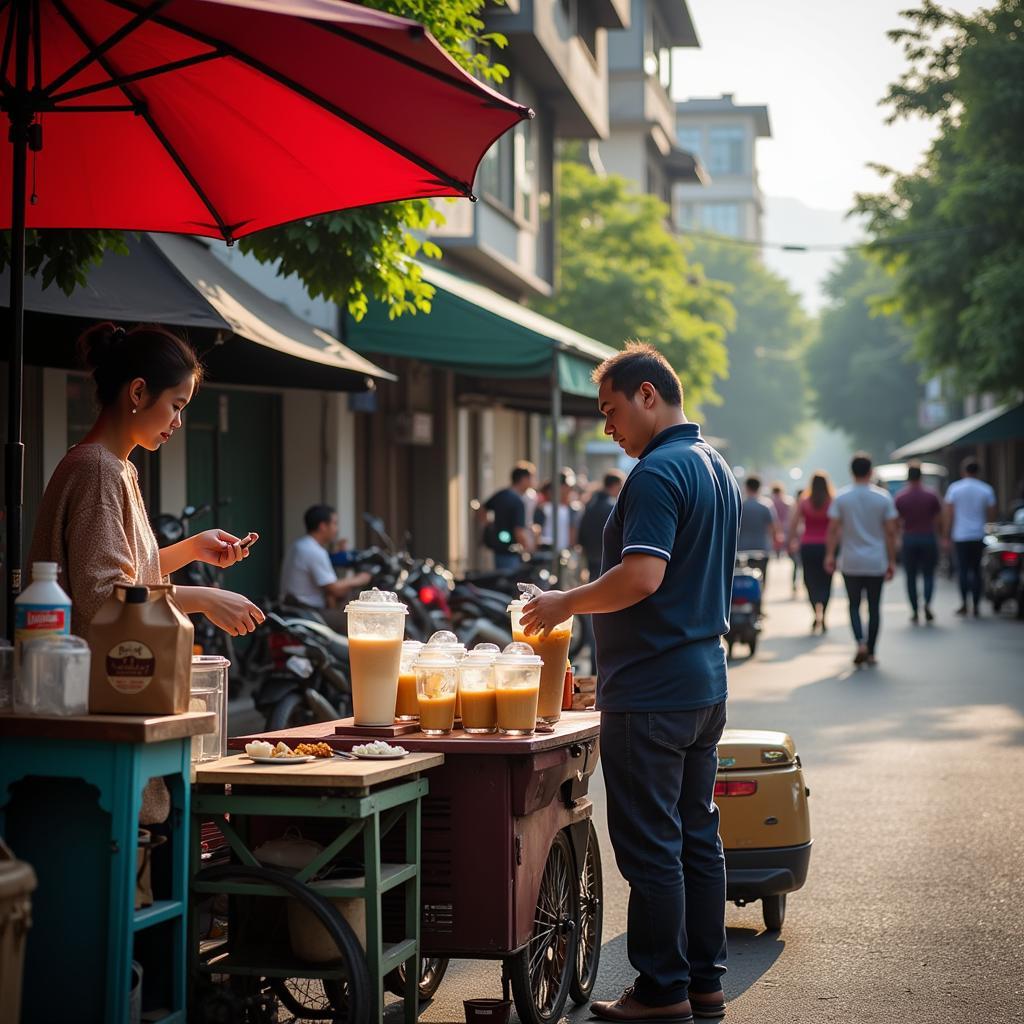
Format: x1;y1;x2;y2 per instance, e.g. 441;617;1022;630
601;704;728;1005
493;550;521;571
954;540;985;607
902;535;938;612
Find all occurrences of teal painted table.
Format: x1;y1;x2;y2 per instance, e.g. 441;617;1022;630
0;711;215;1024
191;751;443;1024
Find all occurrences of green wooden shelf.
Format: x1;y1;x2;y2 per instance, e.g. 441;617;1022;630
198;939;417;980
133;899;185;932
191;862;417;900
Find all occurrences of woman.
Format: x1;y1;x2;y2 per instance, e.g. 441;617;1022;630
790;471;834;633
29;322;265;640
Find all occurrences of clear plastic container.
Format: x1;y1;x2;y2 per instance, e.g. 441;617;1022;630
0;641;12;712
415;651;458;735
458;651;497;734
190;655;229;763
14;635;90;716
508;599;572;724
493;642;542;736
396;640;424;721
345;589;408;726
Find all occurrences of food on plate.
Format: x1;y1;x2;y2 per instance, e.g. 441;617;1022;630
351;740;408;756
271;741;296;758
294;742;334;759
244;740;274;759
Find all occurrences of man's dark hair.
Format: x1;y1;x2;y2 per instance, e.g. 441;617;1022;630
851;452;873;478
511;466;533;486
907;462;923;483
592;341;683;407
604;469;626;490
304;504;336;533
746;476;761;493
961;457;980;476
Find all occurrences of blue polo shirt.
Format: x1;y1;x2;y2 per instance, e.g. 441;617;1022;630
593;423;741;712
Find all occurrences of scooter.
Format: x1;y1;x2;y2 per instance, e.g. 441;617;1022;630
982;510;1024;617
727;552;765;658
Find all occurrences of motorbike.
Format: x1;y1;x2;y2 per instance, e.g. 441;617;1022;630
727;551;765;658
981;510;1024;617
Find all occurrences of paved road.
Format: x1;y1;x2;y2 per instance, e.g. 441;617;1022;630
395;565;1023;1024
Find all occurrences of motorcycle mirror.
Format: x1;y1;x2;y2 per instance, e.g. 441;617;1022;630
363;513;394;551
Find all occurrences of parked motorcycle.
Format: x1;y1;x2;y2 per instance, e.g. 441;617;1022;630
727;551;765;658
982;511;1024;617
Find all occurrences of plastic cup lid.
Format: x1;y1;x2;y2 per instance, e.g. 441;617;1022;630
426;630;459;646
344;588;407;614
416;650;457;667
402;640;424;652
461;651;497;667
496;641;542;665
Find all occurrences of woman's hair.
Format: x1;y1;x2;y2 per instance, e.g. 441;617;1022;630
77;321;204;408
804;471;833;509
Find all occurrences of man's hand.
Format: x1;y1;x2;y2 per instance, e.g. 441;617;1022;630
824;555;836;575
519;590;573;637
191;529;258;568
885;561;895;582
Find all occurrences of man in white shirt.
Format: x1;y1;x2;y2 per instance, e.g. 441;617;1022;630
825;453;899;666
943;458;997;617
279;505;371;631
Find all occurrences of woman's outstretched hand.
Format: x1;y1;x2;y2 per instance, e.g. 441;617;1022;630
201;589;266;636
191;529;259;568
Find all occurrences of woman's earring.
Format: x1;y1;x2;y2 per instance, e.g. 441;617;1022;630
132;407;137;415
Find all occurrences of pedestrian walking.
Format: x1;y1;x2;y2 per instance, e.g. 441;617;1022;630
770;483;795;591
479;462;536;571
737;477;780;584
825;453;898;666
578;469;626;672
790;471;835;633
533;469;581;550
894;462;943;624
943;457;997;617
520;342;741;1022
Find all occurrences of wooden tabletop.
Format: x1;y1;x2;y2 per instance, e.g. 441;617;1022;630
193;751;444;789
229;711;602;756
0;710;216;744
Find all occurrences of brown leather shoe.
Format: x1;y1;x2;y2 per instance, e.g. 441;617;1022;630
689;991;726;1018
590;987;694;1023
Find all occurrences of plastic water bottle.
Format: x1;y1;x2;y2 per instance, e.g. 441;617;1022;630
14;562;72;663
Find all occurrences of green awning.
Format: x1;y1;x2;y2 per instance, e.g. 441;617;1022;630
346;263;617;398
891;402;1024;459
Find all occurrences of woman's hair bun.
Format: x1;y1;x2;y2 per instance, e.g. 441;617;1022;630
76;321;126;372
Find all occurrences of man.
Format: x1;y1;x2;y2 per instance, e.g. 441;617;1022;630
279;505;372;631
737;476;779;584
578;469;626;672
521;342;740;1023
825;453;898;666
534;468;581;550
895;462;943;623
943;457;997;617
480;462;536;571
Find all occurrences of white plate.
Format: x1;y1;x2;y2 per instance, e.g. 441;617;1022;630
244;754;317;765
351;750;408;760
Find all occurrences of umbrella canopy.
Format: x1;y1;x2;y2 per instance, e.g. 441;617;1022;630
0;0;530;633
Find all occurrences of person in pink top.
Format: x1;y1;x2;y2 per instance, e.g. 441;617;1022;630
770;482;798;594
789;471;835;633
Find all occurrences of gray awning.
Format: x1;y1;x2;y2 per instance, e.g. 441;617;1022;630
891;402;1024;459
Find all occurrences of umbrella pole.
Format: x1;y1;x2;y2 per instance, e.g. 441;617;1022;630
5;0;30;639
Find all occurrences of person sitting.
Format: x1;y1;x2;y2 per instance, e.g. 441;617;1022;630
279;505;371;631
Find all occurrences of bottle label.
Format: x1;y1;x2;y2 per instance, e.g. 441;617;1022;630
14;604;70;652
105;640;156;694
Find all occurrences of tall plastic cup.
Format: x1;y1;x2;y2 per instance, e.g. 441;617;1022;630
415;651;458;735
345;589;408;726
508;600;573;723
395;640;424;721
458;651;497;734
494;644;542;736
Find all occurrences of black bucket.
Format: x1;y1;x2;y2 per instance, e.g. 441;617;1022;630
464;999;512;1024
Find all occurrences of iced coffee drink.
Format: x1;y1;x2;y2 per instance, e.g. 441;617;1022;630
396;640;424;720
345;589;408;726
493;643;542;736
458;649;497;733
509;600;573;723
415;651;458;735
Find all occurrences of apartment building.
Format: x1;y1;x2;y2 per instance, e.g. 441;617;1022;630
674;93;771;241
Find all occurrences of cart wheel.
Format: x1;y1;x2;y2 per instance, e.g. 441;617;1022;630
569;821;603;1005
507;830;579;1024
272;977;348;1020
383;958;450;1001
762;893;786;932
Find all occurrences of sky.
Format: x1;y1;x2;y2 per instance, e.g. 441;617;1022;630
671;0;953;217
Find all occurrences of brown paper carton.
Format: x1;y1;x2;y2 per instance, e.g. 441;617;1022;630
88;584;194;715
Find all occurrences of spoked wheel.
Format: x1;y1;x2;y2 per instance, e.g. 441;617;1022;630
272;977;348;1021
507;830;579;1024
383;957;450;1001
570;821;603;1005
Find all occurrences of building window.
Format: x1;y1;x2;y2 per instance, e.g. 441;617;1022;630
645;11;672;92
701;202;743;237
676;127;703;161
514;116;536;223
708;126;746;176
676;202;698;230
478;89;515;209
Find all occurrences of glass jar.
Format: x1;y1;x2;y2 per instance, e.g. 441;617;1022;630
190;655;229;763
15;635;90;716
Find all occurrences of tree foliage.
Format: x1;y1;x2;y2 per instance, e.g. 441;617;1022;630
0;0;508;319
854;0;1024;394
806;251;923;457
533;162;733;409
688;237;811;465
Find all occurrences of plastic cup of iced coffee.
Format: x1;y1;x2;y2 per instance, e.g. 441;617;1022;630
395;640;424;721
494;642;542;736
508;599;572;724
458;649;498;734
344;589;408;726
415;650;458;735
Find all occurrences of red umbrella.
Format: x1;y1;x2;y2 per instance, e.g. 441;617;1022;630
0;0;530;631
